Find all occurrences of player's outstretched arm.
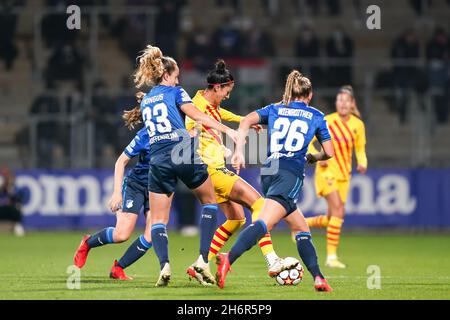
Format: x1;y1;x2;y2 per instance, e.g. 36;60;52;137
109;153;131;212
218;107;263;133
181;103;238;143
232;111;260;174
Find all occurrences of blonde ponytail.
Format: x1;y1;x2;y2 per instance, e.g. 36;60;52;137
282;70;312;105
134;45;165;88
125;45;178;130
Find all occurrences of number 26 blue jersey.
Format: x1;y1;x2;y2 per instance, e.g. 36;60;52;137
256;101;331;175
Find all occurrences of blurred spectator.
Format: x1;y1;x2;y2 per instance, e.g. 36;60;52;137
0;167;25;237
390;29;421;124
295;26;320;58
88;80;118;167
326;28;354;87
242;23;275;58
215;0;240;12
409;0;431;16
185;27;213;72
426;27;449;124
325;0;341;15
211;15;244;58
41;0;79;48
29;86;62;168
294;25;323;85
260;0;279;17
292;0;340;16
114;76;137;152
45;43;85;90
78;0;111;28
155;0;186;59
0;0;24;71
112;2;147;65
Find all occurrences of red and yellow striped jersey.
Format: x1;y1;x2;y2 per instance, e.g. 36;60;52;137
309;112;367;181
185;90;242;168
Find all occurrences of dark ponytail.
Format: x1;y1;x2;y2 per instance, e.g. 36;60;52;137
207;59;234;88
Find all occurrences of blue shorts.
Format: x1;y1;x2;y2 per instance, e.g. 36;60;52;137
121;176;149;215
261;169;303;215
148;150;209;195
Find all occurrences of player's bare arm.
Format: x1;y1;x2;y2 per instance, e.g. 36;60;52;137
181;103;238;143
109;153;131;212
306;140;334;164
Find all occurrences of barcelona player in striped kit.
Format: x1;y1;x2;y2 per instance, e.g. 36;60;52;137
306;85;368;268
216;70;333;292
185;60;292;285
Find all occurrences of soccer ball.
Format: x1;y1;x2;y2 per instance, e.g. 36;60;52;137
276;260;304;286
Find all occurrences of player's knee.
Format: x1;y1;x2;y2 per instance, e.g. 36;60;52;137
330;201;344;217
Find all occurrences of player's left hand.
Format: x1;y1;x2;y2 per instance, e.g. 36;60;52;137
109;193;122;213
223;146;233;158
231;152;245;175
250;124;263;133
306;153;317;164
357;165;367;174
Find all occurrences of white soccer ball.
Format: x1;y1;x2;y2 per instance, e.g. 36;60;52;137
275;260;304;286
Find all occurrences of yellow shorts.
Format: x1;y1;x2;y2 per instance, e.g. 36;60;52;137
315;171;350;203
208;166;240;204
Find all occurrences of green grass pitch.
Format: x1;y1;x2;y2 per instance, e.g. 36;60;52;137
0;231;449;300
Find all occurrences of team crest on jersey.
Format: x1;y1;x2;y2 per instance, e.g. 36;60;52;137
181;89;191;102
126;200;134;209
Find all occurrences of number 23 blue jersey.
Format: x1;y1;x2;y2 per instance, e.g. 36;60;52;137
140;85;193;155
256;101;331;175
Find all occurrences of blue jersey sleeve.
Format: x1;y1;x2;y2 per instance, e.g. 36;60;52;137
315;117;331;144
124;134;145;158
175;87;193;108
255;105;272;125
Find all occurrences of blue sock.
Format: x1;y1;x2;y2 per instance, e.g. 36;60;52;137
296;232;324;279
199;204;218;263
151;224;169;270
86;227;115;248
229;220;267;265
117;235;152;269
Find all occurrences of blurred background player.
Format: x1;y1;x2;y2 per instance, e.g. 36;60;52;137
134;45;238;286
185;60;290;283
0;166;25;237
306;85;368;268
216;70;334;292
73;125;154;280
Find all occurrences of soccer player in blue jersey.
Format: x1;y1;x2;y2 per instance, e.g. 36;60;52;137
127;45;238;287
73;127;153;280
216;70;334;292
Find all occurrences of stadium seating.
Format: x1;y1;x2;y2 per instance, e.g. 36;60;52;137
0;0;449;168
